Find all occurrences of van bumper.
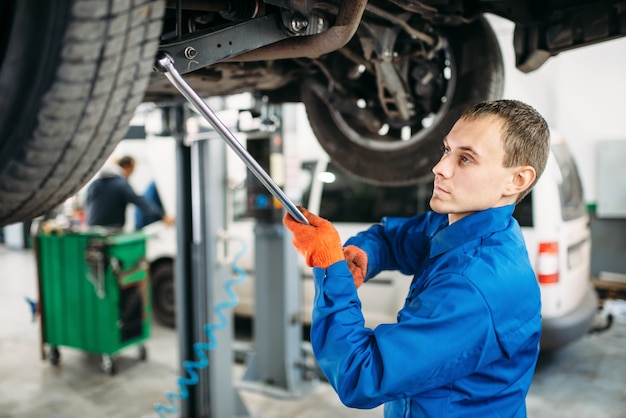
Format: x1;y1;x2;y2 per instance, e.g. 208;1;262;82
540;283;598;351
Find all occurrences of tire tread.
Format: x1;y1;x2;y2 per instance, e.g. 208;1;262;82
0;0;165;225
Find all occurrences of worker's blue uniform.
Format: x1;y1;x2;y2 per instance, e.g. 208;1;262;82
310;205;541;417
86;169;164;228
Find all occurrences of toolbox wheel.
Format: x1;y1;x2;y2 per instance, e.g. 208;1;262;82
48;346;60;366
101;355;116;376
138;344;148;361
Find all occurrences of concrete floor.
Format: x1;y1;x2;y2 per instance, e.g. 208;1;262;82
1;244;625;418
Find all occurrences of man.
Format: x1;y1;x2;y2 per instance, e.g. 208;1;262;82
283;99;550;417
85;156;174;229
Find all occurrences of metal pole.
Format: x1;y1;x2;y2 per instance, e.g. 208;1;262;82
174;104;250;417
239;104;312;398
173;104;199;417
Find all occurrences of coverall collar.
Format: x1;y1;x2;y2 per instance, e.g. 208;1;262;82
429;204;515;258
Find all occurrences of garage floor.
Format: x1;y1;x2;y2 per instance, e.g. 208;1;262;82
1;245;625;418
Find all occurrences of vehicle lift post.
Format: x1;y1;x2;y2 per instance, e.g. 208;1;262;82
159;54;312;417
171;103;250;418
238;100;313;398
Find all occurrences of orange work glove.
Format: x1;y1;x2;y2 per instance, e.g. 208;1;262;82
343;245;368;288
283;207;344;269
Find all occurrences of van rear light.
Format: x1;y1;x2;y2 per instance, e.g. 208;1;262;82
537;242;559;284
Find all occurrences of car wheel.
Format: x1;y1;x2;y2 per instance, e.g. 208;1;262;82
150;261;176;328
0;0;164;226
301;16;504;185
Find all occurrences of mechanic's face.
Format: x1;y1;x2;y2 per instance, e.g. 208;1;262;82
429;115;521;224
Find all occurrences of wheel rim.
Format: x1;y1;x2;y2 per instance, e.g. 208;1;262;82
323;34;456;152
302;16;503;185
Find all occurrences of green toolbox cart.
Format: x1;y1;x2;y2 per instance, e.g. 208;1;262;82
36;228;151;375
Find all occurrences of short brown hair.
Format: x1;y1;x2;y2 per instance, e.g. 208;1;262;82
117;156;135;170
460;100;550;203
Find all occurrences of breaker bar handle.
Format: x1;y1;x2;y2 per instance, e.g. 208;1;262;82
154;53;309;225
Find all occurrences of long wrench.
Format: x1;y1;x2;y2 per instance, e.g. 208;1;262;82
154;53;309;225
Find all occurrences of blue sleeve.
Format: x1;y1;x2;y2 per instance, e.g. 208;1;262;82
135;181;164;229
344;213;439;280
123;181;164;219
310;261;500;410
143;181;163;210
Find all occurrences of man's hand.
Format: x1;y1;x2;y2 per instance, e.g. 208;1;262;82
343;245;368;288
162;214;175;227
283;207;344;269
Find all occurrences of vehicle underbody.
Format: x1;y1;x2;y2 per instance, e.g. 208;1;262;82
0;0;624;225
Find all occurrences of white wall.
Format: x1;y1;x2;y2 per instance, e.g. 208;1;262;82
487;15;626;203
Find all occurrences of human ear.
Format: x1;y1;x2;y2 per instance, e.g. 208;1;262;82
505;166;536;197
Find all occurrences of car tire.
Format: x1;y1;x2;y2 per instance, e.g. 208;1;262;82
0;0;165;226
150;260;176;328
301;16;504;185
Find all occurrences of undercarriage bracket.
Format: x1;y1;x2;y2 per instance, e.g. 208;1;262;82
158;13;291;75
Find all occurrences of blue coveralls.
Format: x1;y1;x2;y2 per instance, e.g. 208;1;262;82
86;173;164;228
310;205;541;417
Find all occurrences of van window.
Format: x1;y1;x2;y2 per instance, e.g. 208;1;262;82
315;162;428;223
512;143;586;227
552;144;587;221
513;192;534;227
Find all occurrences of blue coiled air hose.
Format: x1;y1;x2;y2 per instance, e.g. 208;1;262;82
153;238;248;417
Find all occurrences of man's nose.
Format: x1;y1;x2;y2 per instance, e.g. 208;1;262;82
432;156;452;178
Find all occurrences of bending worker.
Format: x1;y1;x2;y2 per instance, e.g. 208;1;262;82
283;99;549;417
85;156;174;229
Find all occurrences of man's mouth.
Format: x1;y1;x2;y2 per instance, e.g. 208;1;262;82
433;183;449;195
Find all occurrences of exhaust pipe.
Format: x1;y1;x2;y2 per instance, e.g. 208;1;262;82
228;0;367;61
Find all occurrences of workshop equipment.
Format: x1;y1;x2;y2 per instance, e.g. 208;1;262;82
154;52;309;225
152;53;311;417
36;228;150;375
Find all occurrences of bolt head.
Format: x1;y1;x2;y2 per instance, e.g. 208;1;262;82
291;17;309;32
184;46;197;60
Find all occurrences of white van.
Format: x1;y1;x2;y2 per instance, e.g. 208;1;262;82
513;132;597;350
146;132;597;351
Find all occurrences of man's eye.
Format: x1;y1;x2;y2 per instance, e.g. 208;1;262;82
460;156;471;163
441;146;450;154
